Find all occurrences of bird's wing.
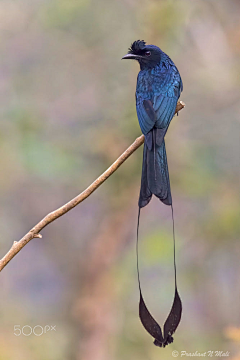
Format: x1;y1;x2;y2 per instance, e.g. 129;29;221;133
136;66;182;137
136;99;156;135
153;65;182;129
153;94;178;129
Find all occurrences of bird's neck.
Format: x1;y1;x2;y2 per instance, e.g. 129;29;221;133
139;62;159;71
139;52;170;71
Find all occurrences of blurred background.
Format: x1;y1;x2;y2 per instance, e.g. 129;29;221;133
0;0;239;359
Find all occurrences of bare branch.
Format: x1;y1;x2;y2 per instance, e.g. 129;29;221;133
0;101;185;272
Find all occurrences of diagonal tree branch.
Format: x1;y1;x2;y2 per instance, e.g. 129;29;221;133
0;101;185;272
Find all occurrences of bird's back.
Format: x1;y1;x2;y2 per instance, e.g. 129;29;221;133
136;53;182;134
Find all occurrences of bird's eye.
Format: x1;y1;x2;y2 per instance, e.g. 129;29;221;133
145;51;151;56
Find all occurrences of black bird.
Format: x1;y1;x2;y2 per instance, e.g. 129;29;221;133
122;40;183;347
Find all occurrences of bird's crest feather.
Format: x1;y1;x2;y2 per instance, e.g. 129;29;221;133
128;40;146;54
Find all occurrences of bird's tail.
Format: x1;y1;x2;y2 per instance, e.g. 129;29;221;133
139;128;172;208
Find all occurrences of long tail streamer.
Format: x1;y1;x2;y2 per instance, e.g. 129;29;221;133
136;204;182;347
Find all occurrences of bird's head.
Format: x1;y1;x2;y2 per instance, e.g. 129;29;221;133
122;40;162;70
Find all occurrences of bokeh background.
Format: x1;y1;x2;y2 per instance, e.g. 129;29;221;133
0;0;240;359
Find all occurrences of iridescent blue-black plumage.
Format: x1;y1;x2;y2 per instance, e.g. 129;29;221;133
123;40;183;207
122;40;183;348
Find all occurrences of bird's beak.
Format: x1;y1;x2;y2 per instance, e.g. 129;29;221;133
121;54;144;60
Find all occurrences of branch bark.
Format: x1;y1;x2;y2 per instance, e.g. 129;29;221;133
0;101;185;272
